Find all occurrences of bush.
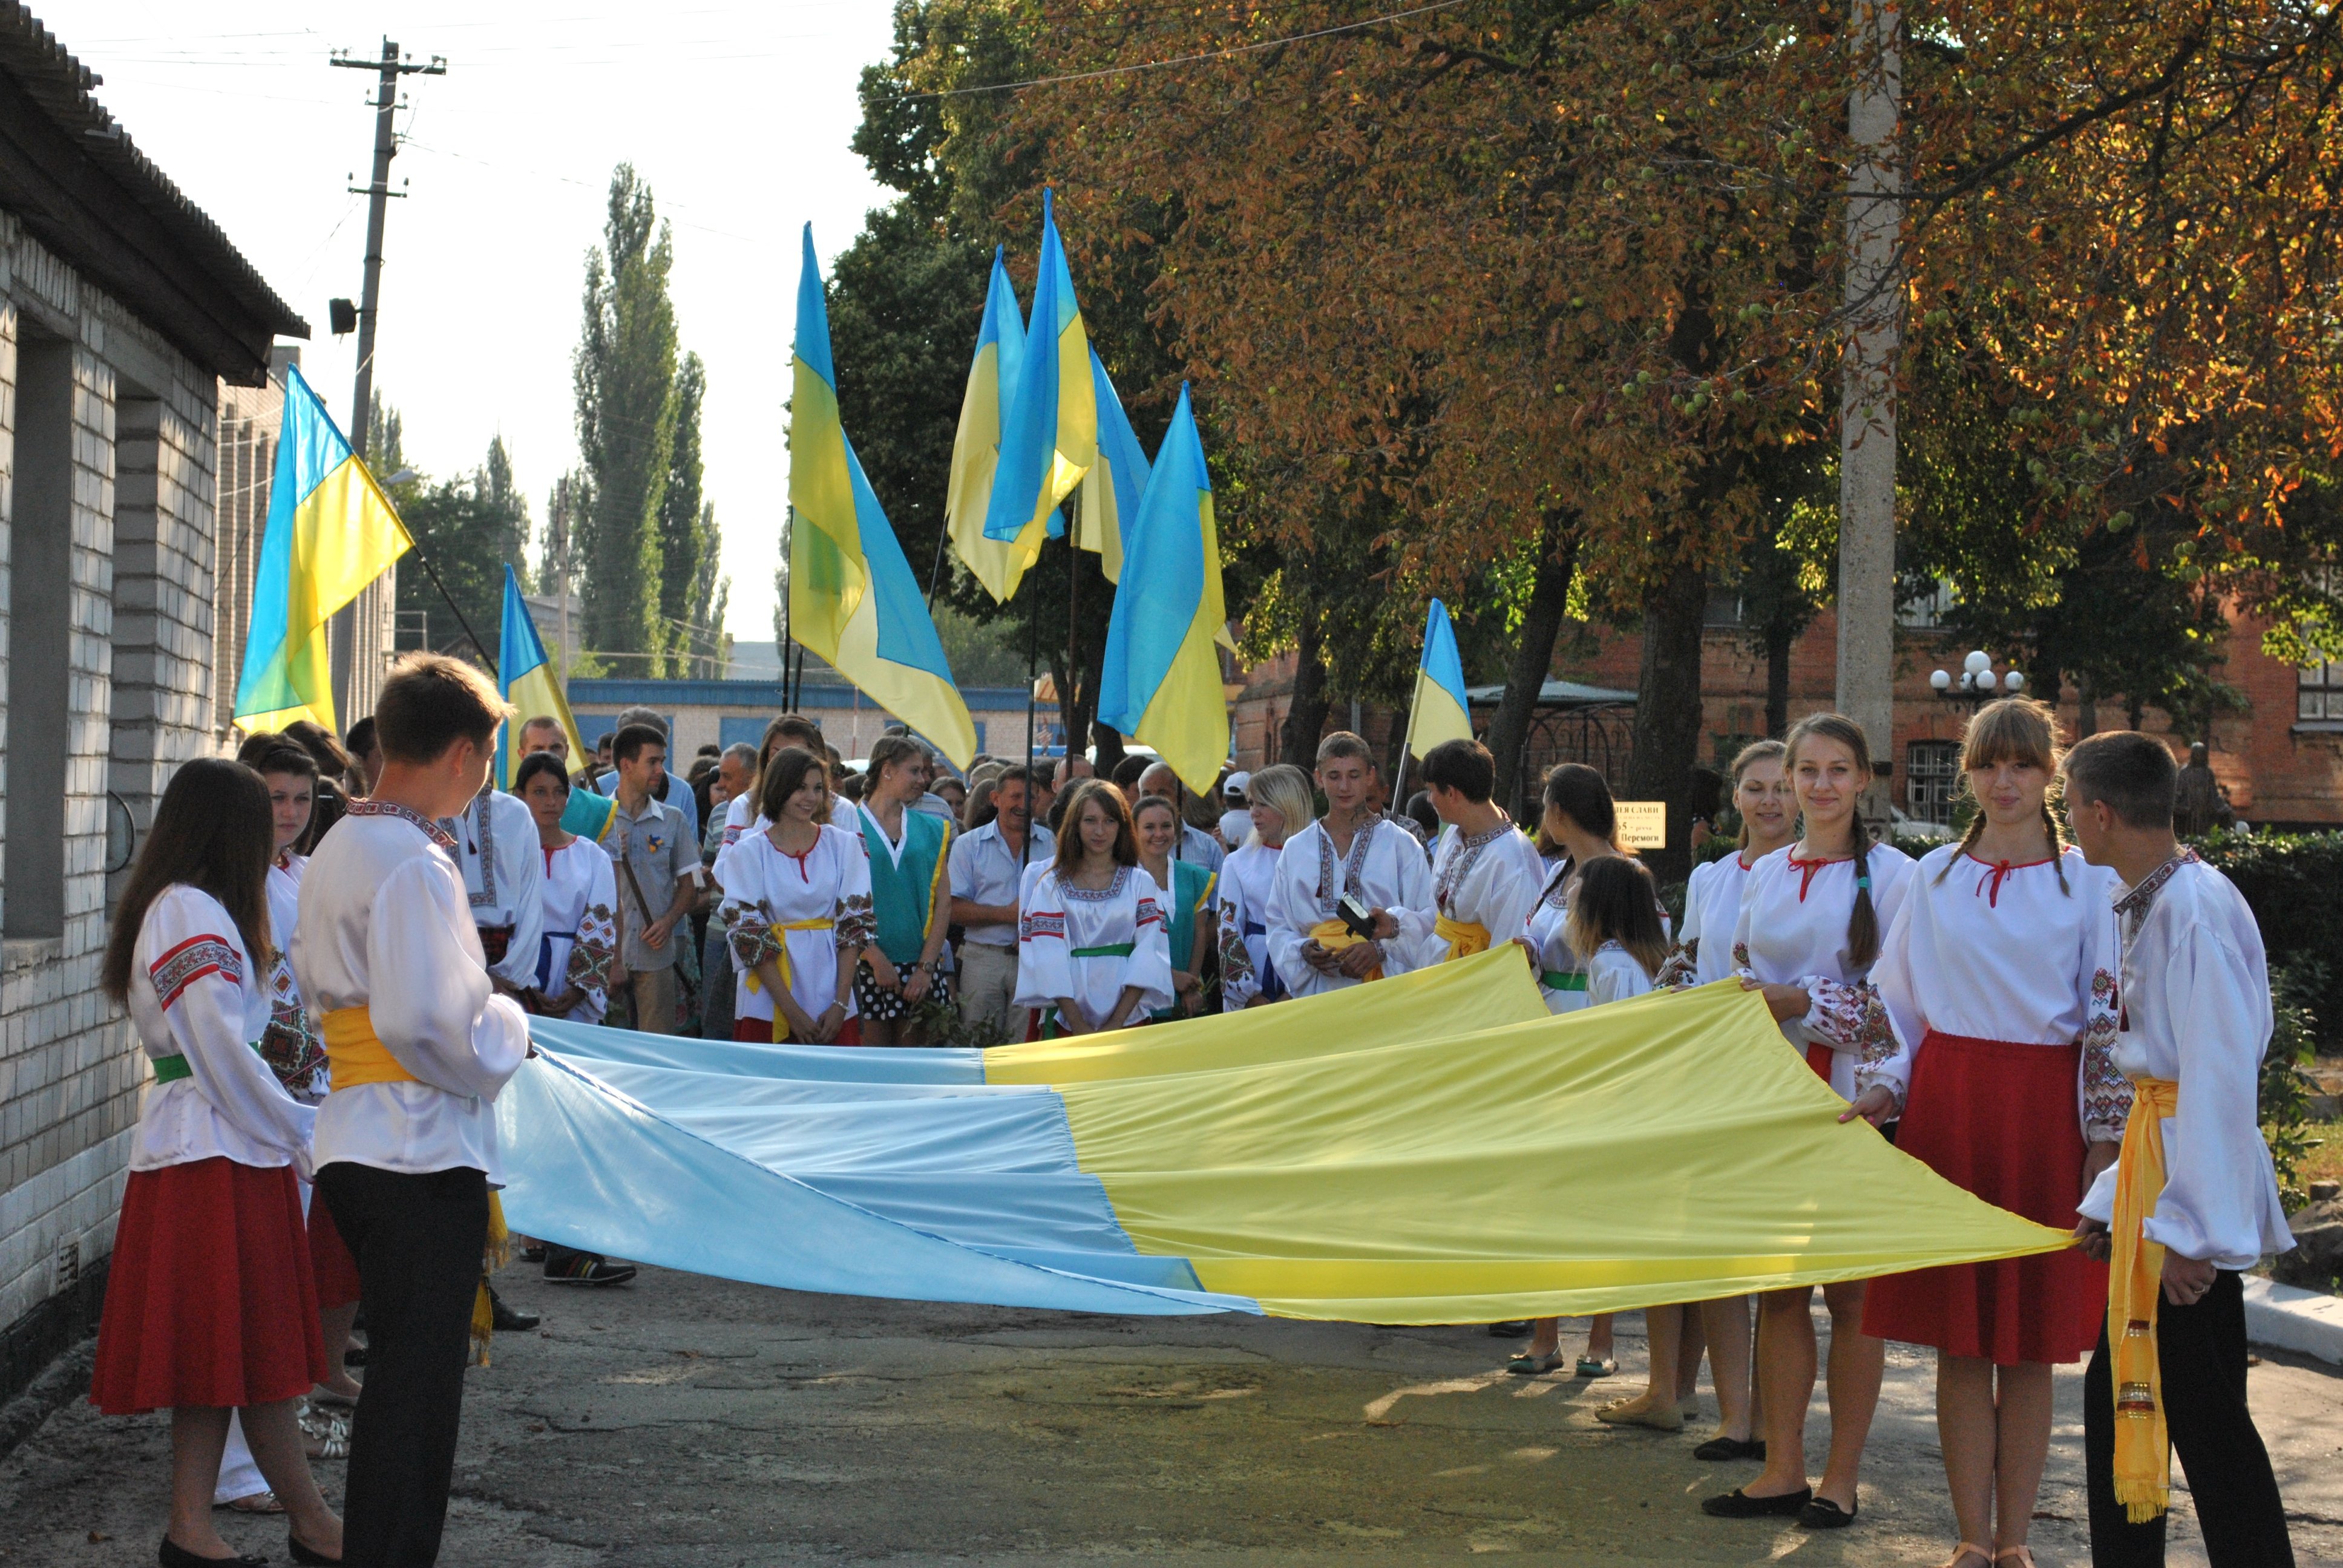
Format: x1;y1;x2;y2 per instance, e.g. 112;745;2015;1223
2264;958;2324;1210
2194;829;2343;1051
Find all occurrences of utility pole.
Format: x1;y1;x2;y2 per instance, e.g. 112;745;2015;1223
327;37;445;725
1837;1;1902;823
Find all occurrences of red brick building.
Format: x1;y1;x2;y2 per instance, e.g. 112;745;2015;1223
1230;599;2343;829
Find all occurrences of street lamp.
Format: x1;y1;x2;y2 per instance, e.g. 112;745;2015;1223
1930;648;2026;705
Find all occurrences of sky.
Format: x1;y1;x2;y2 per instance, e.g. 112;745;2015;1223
45;0;902;642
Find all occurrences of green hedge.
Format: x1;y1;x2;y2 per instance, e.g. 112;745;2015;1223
2193;830;2343;1040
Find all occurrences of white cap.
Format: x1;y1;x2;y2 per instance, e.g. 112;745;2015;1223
1224;770;1252;795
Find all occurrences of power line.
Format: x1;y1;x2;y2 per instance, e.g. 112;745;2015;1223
905;0;1473;99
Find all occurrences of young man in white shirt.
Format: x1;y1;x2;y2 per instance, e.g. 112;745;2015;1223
1265;732;1434;997
607;724;699;1035
295;654;531;1568
2064;731;2294;1568
1388;737;1544;969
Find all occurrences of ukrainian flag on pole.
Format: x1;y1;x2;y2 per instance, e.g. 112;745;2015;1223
496;566;587;784
233;363;412;734
945;247;1037;603
1075;347;1148;586
1403;598;1475;758
981;188;1094;557
1099;384;1229;795
790;226;978;769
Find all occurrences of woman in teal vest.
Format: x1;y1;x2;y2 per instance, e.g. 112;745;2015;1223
853;736;954;1045
1133;794;1216;1020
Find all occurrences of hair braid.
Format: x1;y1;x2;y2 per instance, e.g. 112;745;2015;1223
2042;797;2071;894
1933;805;1992;886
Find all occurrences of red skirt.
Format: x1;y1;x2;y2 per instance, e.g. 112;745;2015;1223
1863;1032;2106;1364
308;1189;363;1311
91;1158;330;1413
733;1015;861;1045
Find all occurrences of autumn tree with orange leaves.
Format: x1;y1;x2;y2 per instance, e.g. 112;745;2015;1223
845;0;2341;857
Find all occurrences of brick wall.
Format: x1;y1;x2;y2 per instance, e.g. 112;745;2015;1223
0;214;221;1403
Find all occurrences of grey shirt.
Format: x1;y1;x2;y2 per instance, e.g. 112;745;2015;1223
607;794;696;971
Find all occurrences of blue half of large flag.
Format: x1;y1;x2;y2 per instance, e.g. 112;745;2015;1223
1076;347;1149;584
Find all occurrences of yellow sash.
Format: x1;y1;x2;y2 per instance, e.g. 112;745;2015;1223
1308;918;1383;983
1434;915;1490;962
743;918;840;997
322;1007;419;1088
2109;1076;2180;1523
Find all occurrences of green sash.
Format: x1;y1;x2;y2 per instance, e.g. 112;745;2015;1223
1541;970;1589;991
860;808;949;964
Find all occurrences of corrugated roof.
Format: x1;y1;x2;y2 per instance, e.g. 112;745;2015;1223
1464;678;1637;707
0;5;307;380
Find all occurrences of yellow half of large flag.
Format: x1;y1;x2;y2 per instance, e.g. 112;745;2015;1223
234;364;412;733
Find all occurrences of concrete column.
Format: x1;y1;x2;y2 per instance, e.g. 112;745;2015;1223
1837;0;1902;803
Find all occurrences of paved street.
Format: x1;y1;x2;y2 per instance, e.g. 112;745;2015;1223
7;1263;2338;1567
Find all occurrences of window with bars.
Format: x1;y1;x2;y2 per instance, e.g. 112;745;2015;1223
2299;659;2343;722
1906;740;1961;826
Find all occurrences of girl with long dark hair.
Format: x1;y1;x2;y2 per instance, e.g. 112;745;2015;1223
716;746;873;1043
1014;780;1174;1036
89;759;342;1566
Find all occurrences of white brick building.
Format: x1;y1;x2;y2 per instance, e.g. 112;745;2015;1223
0;11;303;1407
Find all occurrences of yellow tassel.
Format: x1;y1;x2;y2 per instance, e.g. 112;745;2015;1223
471;1191;513;1367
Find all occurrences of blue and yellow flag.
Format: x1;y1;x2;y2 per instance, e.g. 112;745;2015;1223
981;188;1095;557
1075;347;1148;585
790;226;978;769
946;247;1038;603
1404;598;1475;758
1098;384;1230;794
233;363;412;733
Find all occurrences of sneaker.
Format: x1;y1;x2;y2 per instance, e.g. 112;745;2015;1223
544;1253;638;1286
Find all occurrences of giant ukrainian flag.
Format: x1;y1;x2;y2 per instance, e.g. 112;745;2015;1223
1075;347;1148;585
1098;385;1231;794
789;226;978;768
980;188;1094;555
498;958;2074;1323
945;247;1038;603
233;363;413;733
1403;598;1475;758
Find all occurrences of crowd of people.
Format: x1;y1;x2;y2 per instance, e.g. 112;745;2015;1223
84;652;2296;1567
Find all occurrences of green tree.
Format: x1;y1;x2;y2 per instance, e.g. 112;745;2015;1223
658;352;713;670
574;164;678;671
392;436;534;664
482;434;531;594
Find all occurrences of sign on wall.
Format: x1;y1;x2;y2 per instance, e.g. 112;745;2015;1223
1614;800;1667;850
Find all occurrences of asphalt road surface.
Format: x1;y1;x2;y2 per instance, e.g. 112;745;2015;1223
6;1263;2338;1566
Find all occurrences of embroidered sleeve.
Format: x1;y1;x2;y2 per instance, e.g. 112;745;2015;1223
2080;964;2131;1142
725;898;784;972
1805;975;1899;1082
835;890;877;953
1655;938;1699;991
1218;889;1260;1007
255;958;326;1091
1730;939;1752;975
149;934;243;1010
566;898;620;1003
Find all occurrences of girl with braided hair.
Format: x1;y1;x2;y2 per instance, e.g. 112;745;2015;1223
1856;697;2127;1568
1706;712;1915;1530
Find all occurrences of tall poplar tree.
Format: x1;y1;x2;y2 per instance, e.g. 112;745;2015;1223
574;165;678;670
657;351;713;671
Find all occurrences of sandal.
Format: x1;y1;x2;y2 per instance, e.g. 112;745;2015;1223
1937;1547;1992;1568
300;1406;350;1462
1506;1351;1565;1375
216;1491;285;1514
308;1385;359;1410
1574;1356;1616;1377
1594;1397;1683;1431
1993;1550;2035;1568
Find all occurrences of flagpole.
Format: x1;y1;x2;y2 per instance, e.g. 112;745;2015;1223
404;533;495;669
1021;549;1040;876
925;519;951;610
1065;512;1080;768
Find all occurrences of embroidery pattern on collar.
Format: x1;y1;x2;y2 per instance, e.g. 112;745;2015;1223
467;793;498;909
347;798;458;854
1061;865;1133;903
1539;858;1576;912
1437;823;1513;911
1313;819;1378;913
2112;847;2197;923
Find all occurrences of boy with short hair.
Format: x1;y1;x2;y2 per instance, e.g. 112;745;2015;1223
295;653;532;1567
1388;737;1544;969
2063;730;2294;1567
606;722;698;1035
1265;731;1434;996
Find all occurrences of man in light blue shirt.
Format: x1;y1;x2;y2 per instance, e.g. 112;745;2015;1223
947;765;1054;1041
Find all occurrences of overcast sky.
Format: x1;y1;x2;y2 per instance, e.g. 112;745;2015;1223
44;1;900;642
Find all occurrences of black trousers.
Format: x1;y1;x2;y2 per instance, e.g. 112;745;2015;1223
317;1162;488;1568
2084;1269;2294;1567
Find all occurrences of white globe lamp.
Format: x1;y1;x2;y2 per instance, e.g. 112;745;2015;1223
2005;670;2025;693
1929;668;1951;691
1964;649;1992;676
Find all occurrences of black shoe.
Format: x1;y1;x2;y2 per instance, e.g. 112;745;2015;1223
287;1534;341;1566
544;1253;638;1286
1701;1486;1812;1519
342;1345;366;1369
1486;1320;1531;1337
1692;1436;1767;1463
158;1538;266;1567
520;1244;548;1264
1798;1495;1858;1530
487;1285;540;1332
